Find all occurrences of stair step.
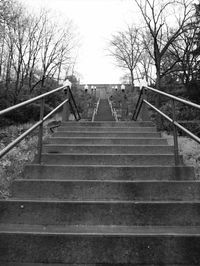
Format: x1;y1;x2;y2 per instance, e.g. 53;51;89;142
48;137;167;145
0;263;197;266
41;153;176;165
61;121;154;127
24;164;195;180
1;224;200;235
0;225;200;264
53;132;161;138
57;126;157;132
44;144;173;154
1;200;200;226
12;180;200;201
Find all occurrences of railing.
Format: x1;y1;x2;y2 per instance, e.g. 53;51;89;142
0;85;81;163
92;98;100;122
132;85;200;165
108;98;118;122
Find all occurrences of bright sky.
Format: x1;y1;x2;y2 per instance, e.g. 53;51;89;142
19;0;139;84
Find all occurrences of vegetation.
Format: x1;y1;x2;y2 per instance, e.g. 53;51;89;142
0;123;51;199
162;132;200;178
110;86;139;120
0;0;79;122
108;0;200;102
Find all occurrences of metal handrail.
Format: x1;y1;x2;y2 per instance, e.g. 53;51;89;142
144;99;200;144
92;98;100;122
68;88;81;120
132;88;143;120
108;98;118;122
144;85;200;110
0;85;66;116
0;86;81;163
133;85;200;165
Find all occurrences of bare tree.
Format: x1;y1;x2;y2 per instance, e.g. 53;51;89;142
108;25;143;88
0;3;78;103
163;19;199;87
135;0;194;103
135;42;155;84
37;12;75;90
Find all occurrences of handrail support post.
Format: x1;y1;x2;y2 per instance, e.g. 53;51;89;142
141;88;149;121
172;99;180;165
62;88;70;121
37;98;45;164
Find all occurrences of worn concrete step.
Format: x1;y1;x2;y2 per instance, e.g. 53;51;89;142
61;121;154;127
44;144;173;154
1;264;196;266
48;137;167;145
57;126;157;132
1;200;200;226
3;264;160;266
12;180;200;201
1;225;200;264
41;153;176;165
24;165;195;180
53;131;161;138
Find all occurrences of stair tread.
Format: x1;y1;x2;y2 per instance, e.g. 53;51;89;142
42;153;174;155
54;130;158;133
15;179;199;183
57;126;157;129
44;144;172;147
1;224;200;235
3;199;200;203
50;137;163;139
26;164;191;168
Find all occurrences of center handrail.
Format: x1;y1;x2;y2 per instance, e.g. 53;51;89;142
132;85;200;165
0;85;81;163
92;98;100;122
108;98;118;122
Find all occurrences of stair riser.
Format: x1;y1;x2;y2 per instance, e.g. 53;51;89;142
1;202;200;226
0;234;200;264
57;126;157;132
12;181;200;201
44;145;173;154
53;132;161;138
49;138;167;145
24;165;195;180
42;154;175;165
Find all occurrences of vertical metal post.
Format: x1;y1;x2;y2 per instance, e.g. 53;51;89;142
141;88;149;121
171;99;180;165
37;98;45;164
62;87;70;121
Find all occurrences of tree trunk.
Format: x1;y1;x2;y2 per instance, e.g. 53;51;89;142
155;67;161;108
155;66;162;129
130;69;134;93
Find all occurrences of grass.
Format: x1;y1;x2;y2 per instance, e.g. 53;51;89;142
162;132;200;179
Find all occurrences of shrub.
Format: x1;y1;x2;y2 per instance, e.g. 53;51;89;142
152;100;200;136
2;103;52;126
0;123;50;198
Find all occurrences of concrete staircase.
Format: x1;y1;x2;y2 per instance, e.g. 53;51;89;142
94;99;115;121
0;120;200;265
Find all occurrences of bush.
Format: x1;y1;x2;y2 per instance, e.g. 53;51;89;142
2;103;52;126
154;100;200;136
0;123;51;198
